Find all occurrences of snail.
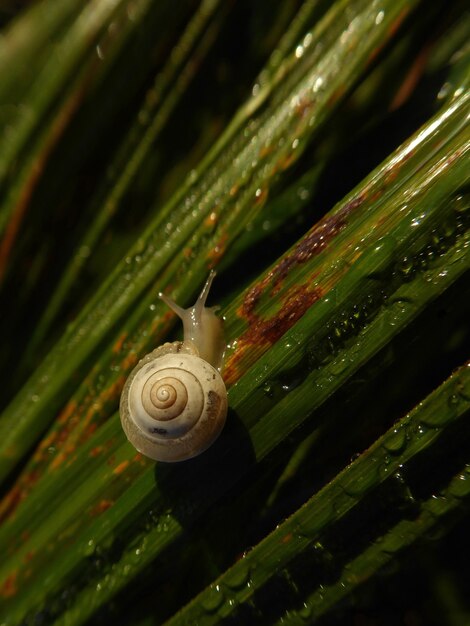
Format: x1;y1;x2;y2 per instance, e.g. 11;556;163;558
119;271;227;462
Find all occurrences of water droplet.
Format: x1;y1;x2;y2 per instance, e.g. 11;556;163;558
453;192;469;216
448;393;460;407
416;423;428;437
262;382;274;397
382;424;408;454
329;356;350;376
201;584;224;613
312;76;323;92
375;10;385;24
297;187;309;201
342;459;380;497
224;566;249;591
449;468;470;498
420;391;459;427
378;458;393;480
96;44;104;60
84;539;95;556
438;82;451;100
396;256;415;281
386;298;413;326
332;489;356;513
298;603;312;620
303;33;313;48
78;245;90;259
411;213;426;228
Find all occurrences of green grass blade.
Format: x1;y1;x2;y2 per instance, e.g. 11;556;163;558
0;90;467;625
0;0;418;484
22;0;226;365
166;362;470;625
2;55;467;526
1;2;469;624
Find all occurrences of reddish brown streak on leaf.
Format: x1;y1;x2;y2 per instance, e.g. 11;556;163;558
390;44;430;111
0;82;88;283
207;231;229;268
113;460;130;475
327;84;346;108
24;550;35;563
121;353;139;372
75;375;126;445
249;284;321;342
223;199;361;385
245;199;358;313
388;7;410;38
0;486;22;524
0;465;43;523
295;97;313;120
0;570;18;598
368;7;411;65
57;400;79;425
224;284;322;386
89;499;114;517
0;372;126;516
112;332;128;354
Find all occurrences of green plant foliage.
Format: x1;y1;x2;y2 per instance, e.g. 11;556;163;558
0;0;468;624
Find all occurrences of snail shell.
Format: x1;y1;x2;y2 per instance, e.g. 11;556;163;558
119;272;227;462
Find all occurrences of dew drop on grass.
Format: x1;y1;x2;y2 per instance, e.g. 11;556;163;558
224;565;250;591
84;539;95;557
201;583;225;613
382;424;408;455
262;381;274;397
385;298;413;327
298;602;312;620
329;356;350;376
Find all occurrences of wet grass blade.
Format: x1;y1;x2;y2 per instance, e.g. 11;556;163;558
22;0;227;365
165;362;470;625
0;1;469;624
0;0;139;268
0;0;417;484
1;66;467;526
0;88;467;624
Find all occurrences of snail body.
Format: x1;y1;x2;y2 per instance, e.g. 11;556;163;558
120;272;227;462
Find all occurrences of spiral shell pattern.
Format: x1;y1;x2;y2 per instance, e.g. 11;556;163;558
120;345;227;462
